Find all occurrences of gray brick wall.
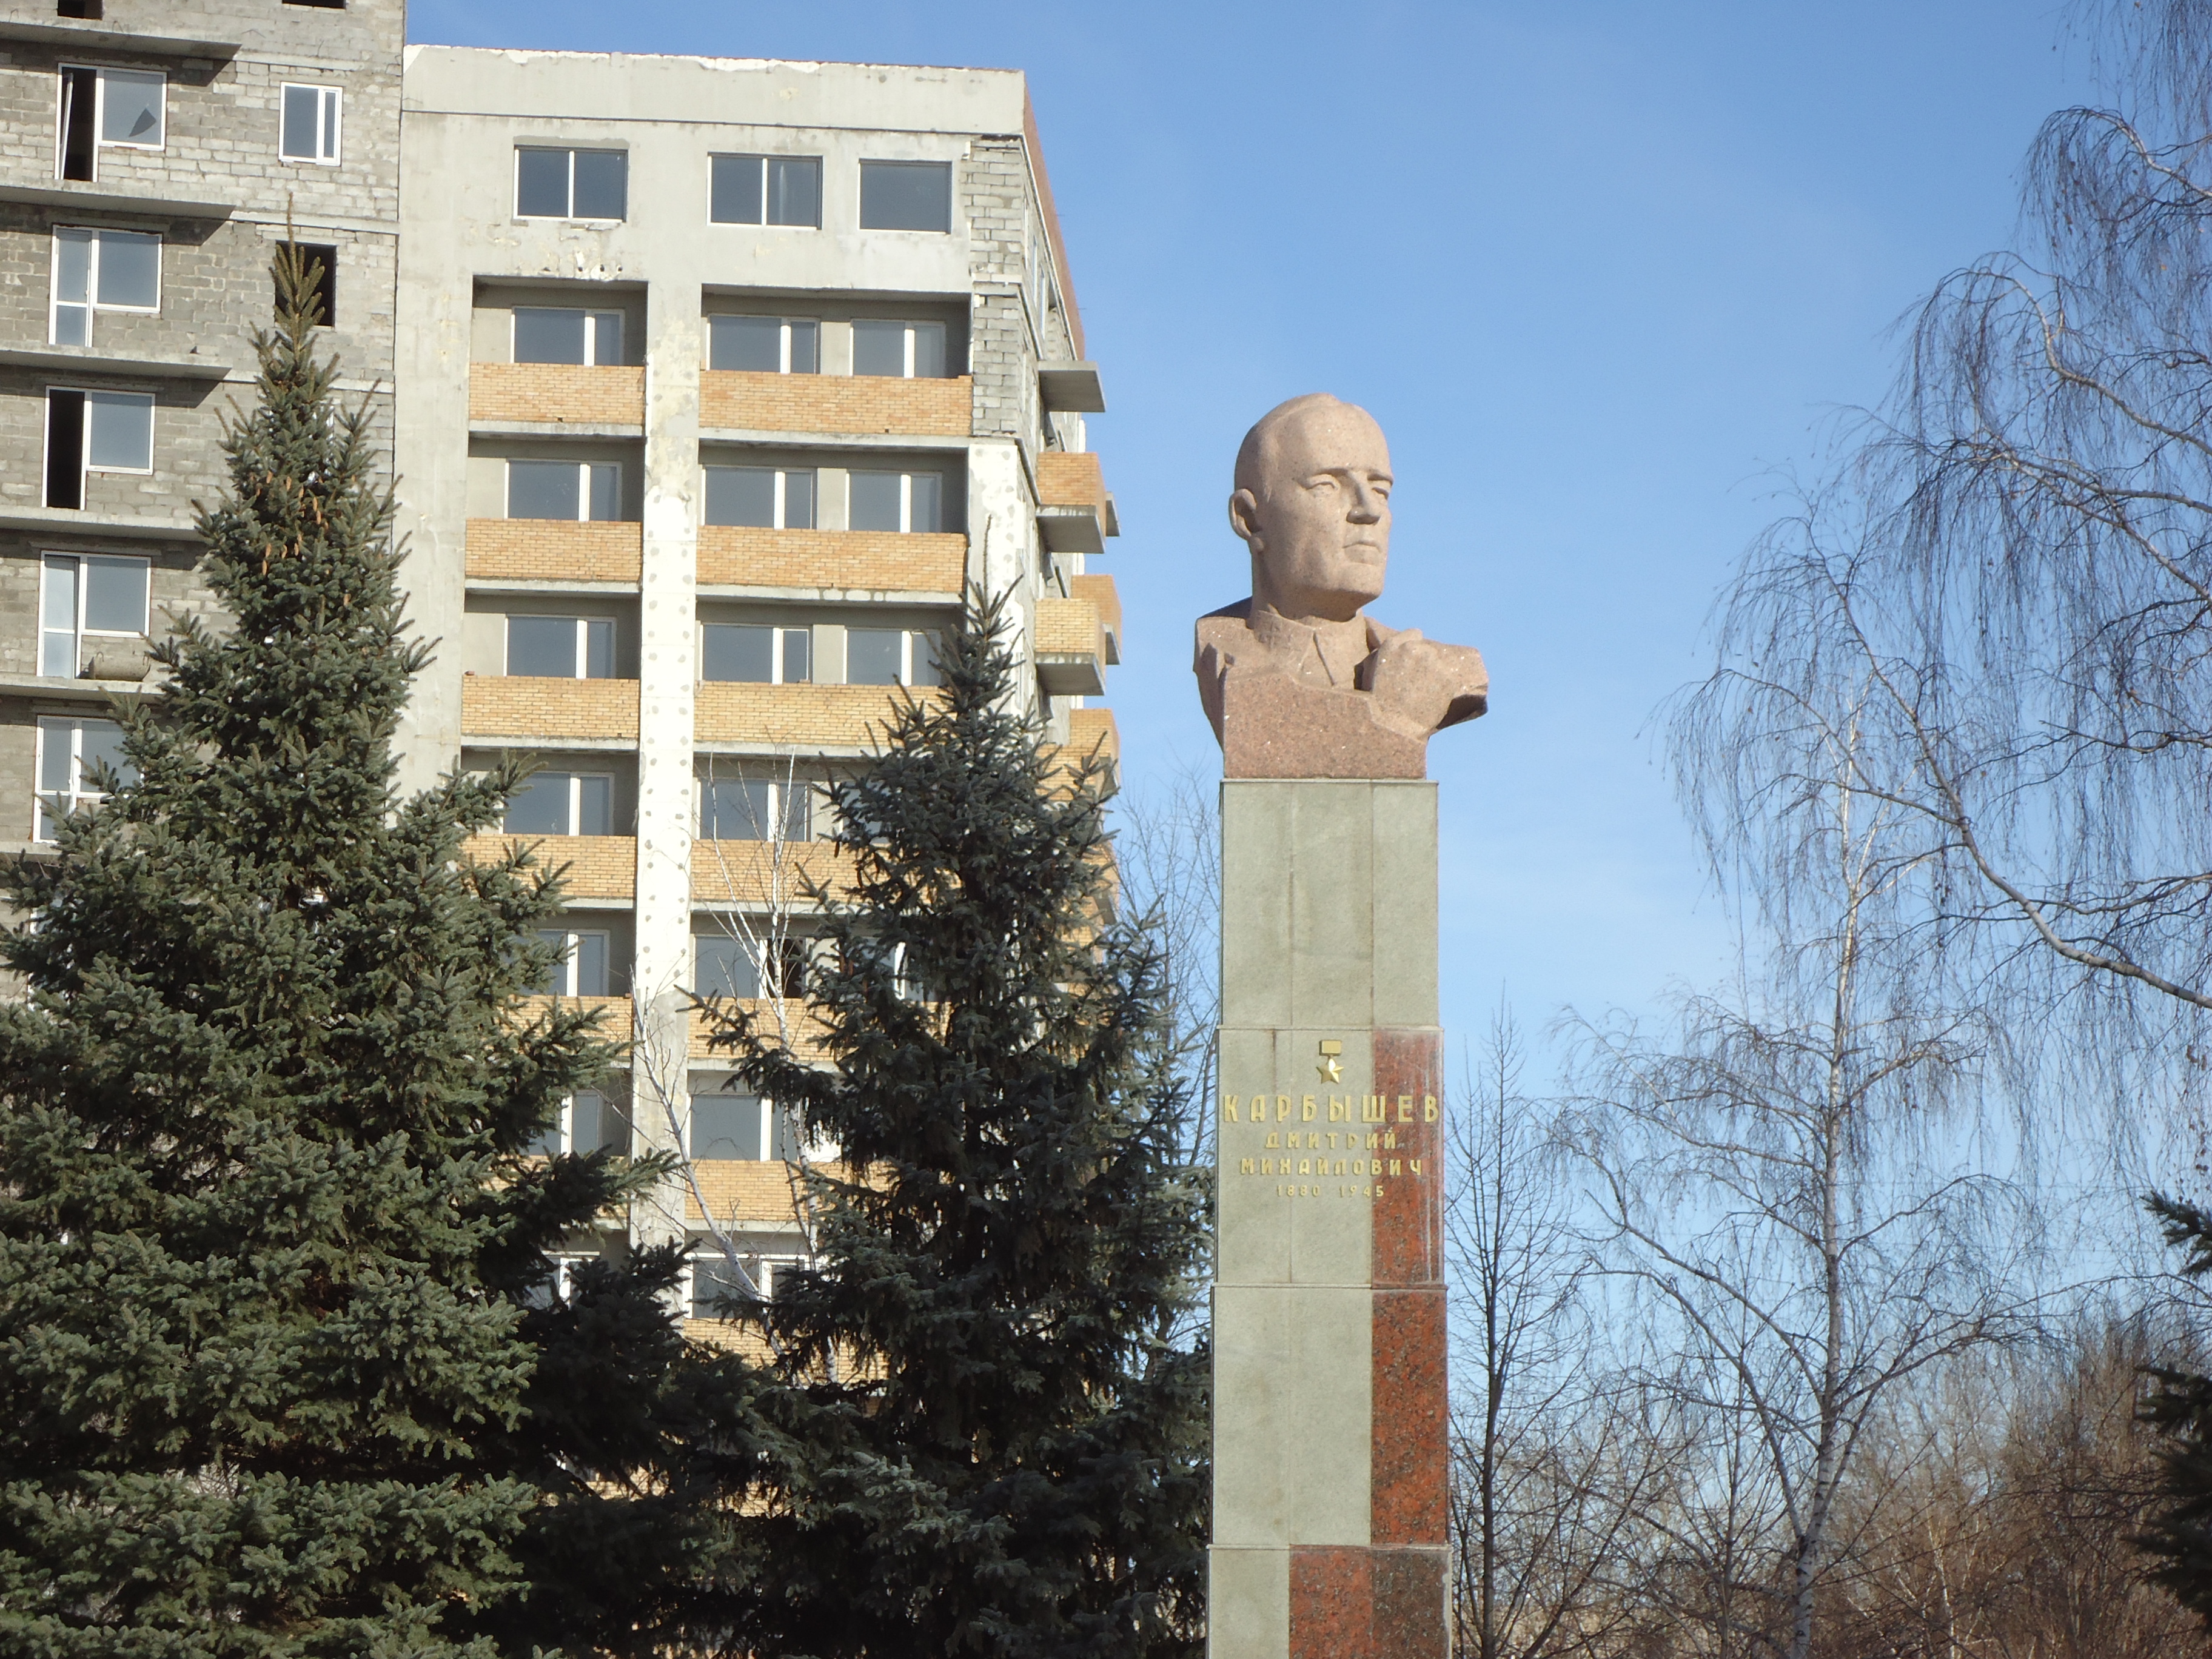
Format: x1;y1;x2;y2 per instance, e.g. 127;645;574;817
0;1;402;806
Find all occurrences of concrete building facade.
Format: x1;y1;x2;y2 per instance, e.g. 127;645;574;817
0;5;1122;1333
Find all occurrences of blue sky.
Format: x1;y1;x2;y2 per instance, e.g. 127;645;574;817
412;1;2090;1042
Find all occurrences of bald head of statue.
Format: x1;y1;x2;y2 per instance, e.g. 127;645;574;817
1228;393;1393;625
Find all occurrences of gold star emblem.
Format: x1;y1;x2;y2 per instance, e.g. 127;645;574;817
1317;1039;1344;1084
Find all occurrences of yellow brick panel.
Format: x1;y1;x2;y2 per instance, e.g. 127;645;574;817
462;677;642;741
688;998;832;1061
1068;706;1119;768
695;682;936;748
697;527;966;594
683;1319;777;1360
1037;451;1108;512
691;840;859;906
700;371;973;437
464;520;645;585
470;363;646;426
683;1158;807;1224
1071;573;1121;654
466;834;637;899
1034;595;1104;660
515;993;635;1041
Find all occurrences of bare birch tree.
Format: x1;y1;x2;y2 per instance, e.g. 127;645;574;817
1563;712;2034;1659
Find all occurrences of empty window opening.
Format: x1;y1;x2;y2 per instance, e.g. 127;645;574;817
708;315;817;374
710;153;821;227
50;226;159;346
859;160;951;232
852;320;949;380
516;146;627;221
507;459;622;523
41;553;149;679
704;466;814;531
514;307;623;366
280;84;341;164
505;614;616;679
57;3;104;21
274;241;337;327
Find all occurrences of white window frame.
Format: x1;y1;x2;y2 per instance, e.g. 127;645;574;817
33;714;128;842
699;622;810;686
538;927;612;997
49;226;161;346
536;1087;611;1156
685;1245;805;1313
853;320;948;380
512;307;623;367
703;466;814;531
851;471;941;535
59;65;167;173
39;552;149;680
697;773;813;841
850;626;940;689
707;152;823;229
504;614;615;680
514;146;627;223
278;82;342;166
46;389;157;506
505;769;615;836
707;315;818;374
506;459;621;524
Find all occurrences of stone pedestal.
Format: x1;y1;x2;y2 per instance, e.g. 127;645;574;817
1210;780;1448;1659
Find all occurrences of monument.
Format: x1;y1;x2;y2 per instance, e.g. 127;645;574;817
1199;394;1482;1658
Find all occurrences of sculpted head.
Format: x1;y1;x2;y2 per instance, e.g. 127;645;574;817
1229;394;1393;625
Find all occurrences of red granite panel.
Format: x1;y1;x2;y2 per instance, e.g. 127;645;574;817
1289;1546;1372;1659
1372;1546;1449;1655
1370;1028;1444;1289
1373;1287;1449;1545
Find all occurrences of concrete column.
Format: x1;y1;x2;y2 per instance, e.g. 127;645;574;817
631;282;701;1248
1212;780;1449;1659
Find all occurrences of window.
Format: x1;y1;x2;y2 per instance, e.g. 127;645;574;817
849;470;944;534
689;1090;803;1162
284;1;349;9
708;315;817;374
274;241;337;327
700;776;810;842
535;928;611;997
504;770;614;836
703;466;814;531
701;623;809;685
514;307;623;367
58;67;164;181
507;460;622;522
530;1088;617;1158
710;153;821;227
35;715;133;840
279;84;341;164
58;3;104;19
695;932;805;1000
515;146;627;221
45;388;154;511
50;227;159;346
848;627;942;688
859;160;951;232
506;615;615;679
41;554;148;679
852;320;948;380
523;1253;594;1309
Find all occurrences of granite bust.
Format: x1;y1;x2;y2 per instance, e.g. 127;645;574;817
1194;393;1488;778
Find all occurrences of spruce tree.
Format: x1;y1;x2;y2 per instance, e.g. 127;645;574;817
2139;1194;2212;1624
707;591;1211;1659
0;249;726;1656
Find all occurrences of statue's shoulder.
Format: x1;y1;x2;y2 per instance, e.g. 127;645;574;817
1195;598;1255;669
